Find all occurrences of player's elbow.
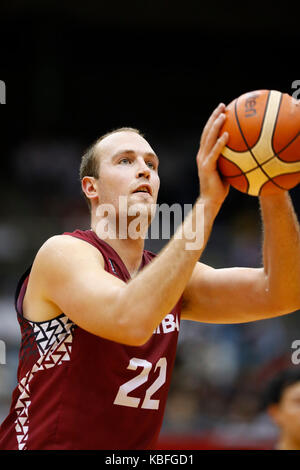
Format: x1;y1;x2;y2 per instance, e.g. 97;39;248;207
114;318;150;346
120;312;152;346
129;331;150;347
113;289;154;346
112;302;150;347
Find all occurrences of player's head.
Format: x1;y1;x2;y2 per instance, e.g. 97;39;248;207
80;128;160;235
262;368;300;449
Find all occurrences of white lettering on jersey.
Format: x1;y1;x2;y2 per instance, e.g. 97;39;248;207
153;313;179;335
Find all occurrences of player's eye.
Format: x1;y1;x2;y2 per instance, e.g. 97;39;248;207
146;161;155;169
118;157;132;164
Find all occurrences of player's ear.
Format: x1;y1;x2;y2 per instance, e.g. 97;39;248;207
81;176;99;203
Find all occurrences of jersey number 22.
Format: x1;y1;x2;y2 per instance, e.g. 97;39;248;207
113;357;167;410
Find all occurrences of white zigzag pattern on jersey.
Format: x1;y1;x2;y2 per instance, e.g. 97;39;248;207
29;316;74;355
14;315;75;450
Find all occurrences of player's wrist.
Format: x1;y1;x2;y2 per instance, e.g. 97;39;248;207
197;195;222;217
259;189;289;201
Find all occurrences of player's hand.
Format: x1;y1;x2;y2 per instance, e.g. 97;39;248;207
196;103;230;209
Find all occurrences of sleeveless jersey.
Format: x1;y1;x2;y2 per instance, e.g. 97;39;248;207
0;229;182;450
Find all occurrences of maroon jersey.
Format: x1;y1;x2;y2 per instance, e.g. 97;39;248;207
0;230;182;450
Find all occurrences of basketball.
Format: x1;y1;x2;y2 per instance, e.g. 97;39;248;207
217;89;300;196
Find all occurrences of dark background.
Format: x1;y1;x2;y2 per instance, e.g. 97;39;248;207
0;0;299;449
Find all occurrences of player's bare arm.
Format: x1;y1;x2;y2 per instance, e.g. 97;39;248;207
23;104;229;346
182;162;300;323
23;198;218;347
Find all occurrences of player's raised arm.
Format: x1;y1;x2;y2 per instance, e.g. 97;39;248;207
28;198;215;346
182;196;300;323
182;181;300;322
25;105;229;346
259;191;300;313
182;92;300;324
182;191;300;323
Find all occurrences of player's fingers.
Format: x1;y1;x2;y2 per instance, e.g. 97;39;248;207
201;112;226;157
200;103;226;146
207;131;229;167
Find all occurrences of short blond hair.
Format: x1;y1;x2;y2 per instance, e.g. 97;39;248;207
80;127;143;210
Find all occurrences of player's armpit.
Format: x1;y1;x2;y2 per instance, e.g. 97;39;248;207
181;262;297;324
25;235;142;346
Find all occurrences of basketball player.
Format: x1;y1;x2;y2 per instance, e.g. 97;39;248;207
263;368;300;450
0;104;299;450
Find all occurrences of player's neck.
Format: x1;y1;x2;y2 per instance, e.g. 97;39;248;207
90;208;150;277
90;221;145;278
103;236;145;278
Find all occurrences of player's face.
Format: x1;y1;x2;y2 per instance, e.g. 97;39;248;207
270;381;300;446
94;131;160;215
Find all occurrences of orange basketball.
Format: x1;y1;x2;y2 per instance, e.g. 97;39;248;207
217;89;300;196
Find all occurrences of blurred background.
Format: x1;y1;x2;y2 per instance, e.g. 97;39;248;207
0;0;299;450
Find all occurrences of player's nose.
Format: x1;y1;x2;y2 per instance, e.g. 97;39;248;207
136;158;151;179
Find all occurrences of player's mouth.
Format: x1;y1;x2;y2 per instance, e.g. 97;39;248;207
132;184;152;196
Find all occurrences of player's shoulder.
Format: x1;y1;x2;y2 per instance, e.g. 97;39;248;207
38;233;99;255
34;234;105;272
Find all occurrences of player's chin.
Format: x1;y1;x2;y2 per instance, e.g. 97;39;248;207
130;193;156;206
129;200;154;213
130;191;153;200
128;198;156;221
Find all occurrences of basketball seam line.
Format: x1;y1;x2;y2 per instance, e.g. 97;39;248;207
226;90;270;153
271;91;283;156
222;153;300;182
272;131;300;163
220;135;300;178
234;96;250;193
222;129;299;158
235;91;272;178
221;132;300;156
234;91;287;194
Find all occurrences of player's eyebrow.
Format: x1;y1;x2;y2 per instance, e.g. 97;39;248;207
112;149;160;166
